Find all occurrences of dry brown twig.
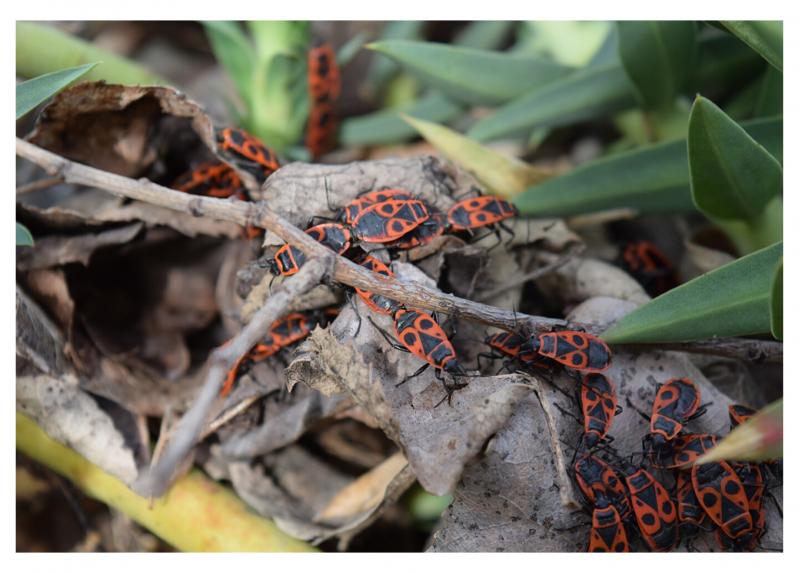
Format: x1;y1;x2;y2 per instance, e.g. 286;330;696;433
15;138;782;361
135;256;333;497
16;138;783;494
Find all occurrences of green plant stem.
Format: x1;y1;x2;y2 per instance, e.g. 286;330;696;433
16;22;166;85
16;413;315;552
246;22;309;150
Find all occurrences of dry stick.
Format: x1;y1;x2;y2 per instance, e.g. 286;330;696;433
16;175;64;194
15;138;566;335
627;339;784;364
135;257;332;498
16;138;783;362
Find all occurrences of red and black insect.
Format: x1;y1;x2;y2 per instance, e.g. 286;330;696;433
393;308;463;376
173;161;244;198
388;211;448;250
216;127;281;181
580;373;618;449
647;378;705;449
573;455;632;522
306;100;338;159
625;467;678;552
714;463;766;552
480;331;539;370
305;41;340;158
521;331;611;373
369;307;467;402
676;470;707;538
338;189;416;226
354;255;402;315
692;460;753;543
653;433;718;469
619;241;679;297
350;198;430;244
220;309;336;396
729;404;757;429
588;496;630;552
267;223;352;276
447;195;518;232
307;41;341;103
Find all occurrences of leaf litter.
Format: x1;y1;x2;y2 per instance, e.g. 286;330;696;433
16;81;781;551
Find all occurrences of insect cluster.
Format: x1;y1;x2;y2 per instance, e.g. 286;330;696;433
566;377;778;553
233;185;521;399
163;54;774;552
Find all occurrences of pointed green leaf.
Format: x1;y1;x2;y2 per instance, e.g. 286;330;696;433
203;22;255;109
339;92;463;147
16;222;34;247
514;116;782;217
602;242;782;344
467;63;637;142
720;21;782;71
367;40;572;106
617;21;697;110
402;114;553;198
695;399;782;464
689;96;782;221
771;257;782;340
16;62;98;119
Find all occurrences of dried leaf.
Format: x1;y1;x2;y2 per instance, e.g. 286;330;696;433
288;296;535;495
18;188;243;239
16;288;138;483
315;452;408;524
16;223;143;271
28;82;215;178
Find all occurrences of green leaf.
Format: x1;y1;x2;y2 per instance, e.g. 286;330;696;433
402;114;554;198
514;116;781;217
364;21;427;98
250;53;303;150
771;257;782;340
246;21;309;59
467;63;637;142
367;40;572;106
16;222;34;247
688;96;782;221
602;242;782;344
617;21;697;110
695;399;782;464
338;92;463;147
753;66;782;117
453;21;514;50
720;21;782;71
513;21;612;67
337;32;368;67
203;22;255;110
16;62;98;119
692;34;764;95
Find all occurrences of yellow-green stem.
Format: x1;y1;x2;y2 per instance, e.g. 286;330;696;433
16;22;167;86
16;412;315;552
